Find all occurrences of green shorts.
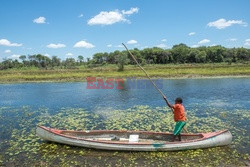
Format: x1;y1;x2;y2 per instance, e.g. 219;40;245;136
173;121;186;136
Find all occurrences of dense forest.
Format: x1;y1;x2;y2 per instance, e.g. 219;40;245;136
1;44;250;70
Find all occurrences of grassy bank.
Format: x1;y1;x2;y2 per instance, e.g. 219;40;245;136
0;63;250;83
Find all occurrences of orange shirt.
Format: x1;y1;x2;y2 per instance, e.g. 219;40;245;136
173;104;186;122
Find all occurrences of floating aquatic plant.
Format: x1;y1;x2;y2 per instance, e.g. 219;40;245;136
0;105;249;166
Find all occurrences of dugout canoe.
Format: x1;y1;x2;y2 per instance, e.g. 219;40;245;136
36;125;232;151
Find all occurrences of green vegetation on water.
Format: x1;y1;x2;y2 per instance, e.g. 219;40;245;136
0;105;249;166
0;63;250;83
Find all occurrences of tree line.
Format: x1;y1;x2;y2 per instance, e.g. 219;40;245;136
1;44;249;70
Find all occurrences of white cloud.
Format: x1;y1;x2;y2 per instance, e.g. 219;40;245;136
44;53;50;57
127;40;138;44
198;39;210;44
140;46;148;49
228;38;237;41
8;54;20;59
161;39;167;42
78;14;83;18
188;32;196;36
33;16;46;24
66;53;73;56
88;10;126;25
87;7;139;25
207;18;247;29
116;45;123;48
5;49;11;53
107;44;112;47
244;39;250;46
122;7;139;15
191;45;199;48
0;39;22;47
74;40;95;48
156;43;168;48
47;43;66;49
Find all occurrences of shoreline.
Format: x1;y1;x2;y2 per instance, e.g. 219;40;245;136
1;64;250;84
0;74;249;84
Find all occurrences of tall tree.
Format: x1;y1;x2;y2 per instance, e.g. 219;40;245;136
116;53;129;71
51;56;61;67
171;43;190;63
78;55;84;65
195;51;207;63
64;58;76;68
19;55;26;62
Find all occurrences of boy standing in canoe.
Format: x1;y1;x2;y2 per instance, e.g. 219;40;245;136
163;96;186;142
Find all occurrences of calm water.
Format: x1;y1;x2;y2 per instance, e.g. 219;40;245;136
0;78;249;166
0;78;249;111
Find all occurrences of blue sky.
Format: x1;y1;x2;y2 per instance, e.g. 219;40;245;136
0;0;250;61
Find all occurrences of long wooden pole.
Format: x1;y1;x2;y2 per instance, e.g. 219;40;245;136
122;43;166;98
123;43;181;123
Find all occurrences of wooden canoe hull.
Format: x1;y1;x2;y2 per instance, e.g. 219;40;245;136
36;126;232;151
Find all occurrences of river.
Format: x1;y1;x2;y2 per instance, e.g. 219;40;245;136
0;78;249;166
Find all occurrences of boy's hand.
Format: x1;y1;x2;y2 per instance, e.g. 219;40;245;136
163;96;173;108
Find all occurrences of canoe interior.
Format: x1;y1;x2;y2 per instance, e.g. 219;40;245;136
57;130;203;143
